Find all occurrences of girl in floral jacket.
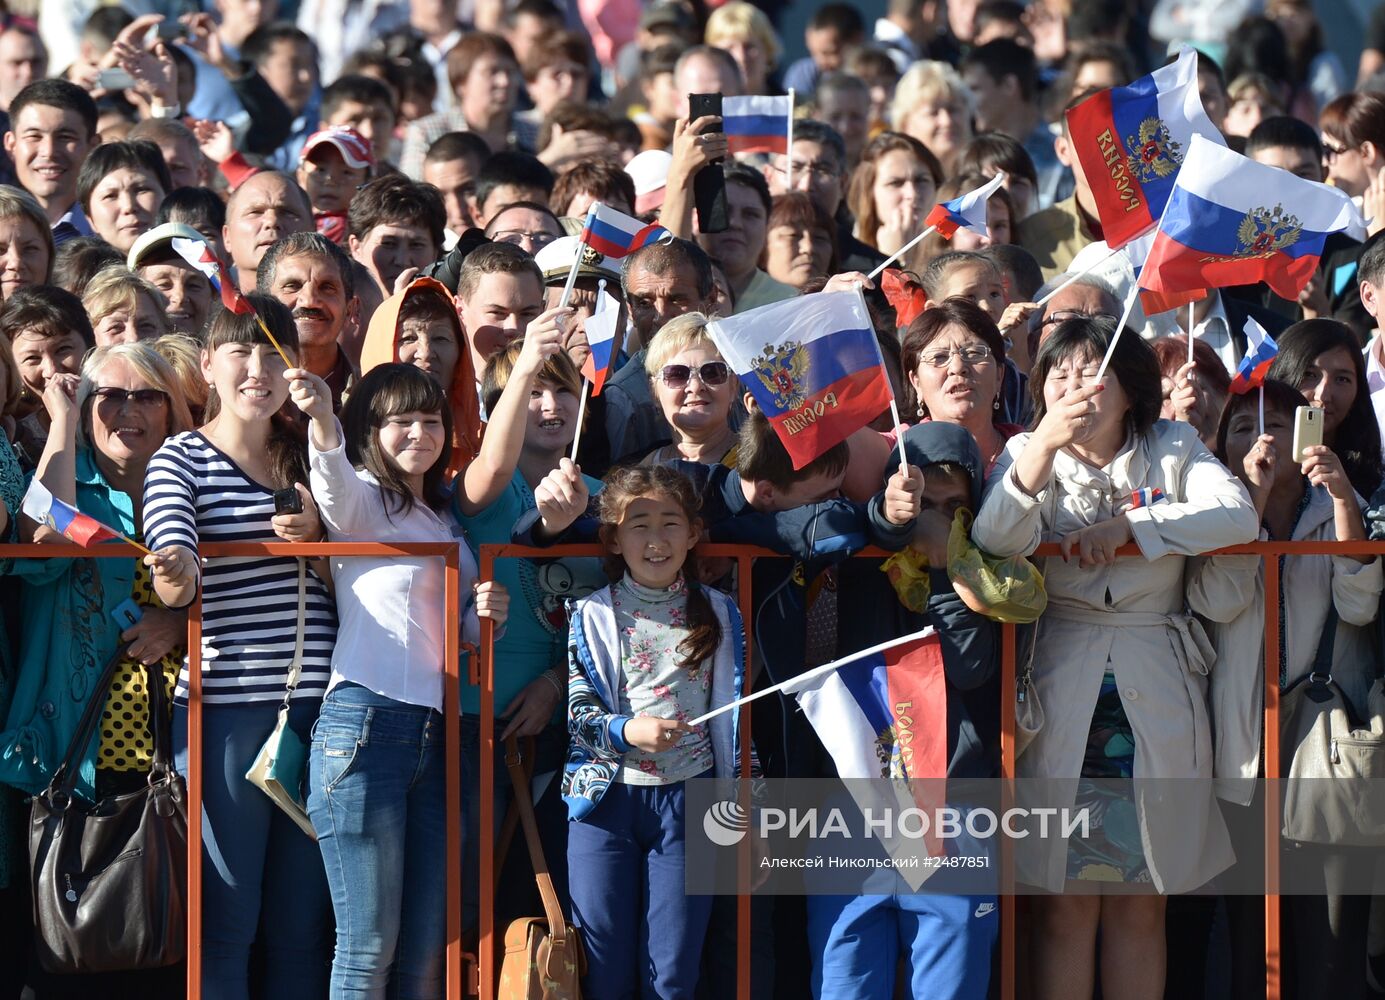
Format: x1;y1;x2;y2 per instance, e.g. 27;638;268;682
564;464;753;1000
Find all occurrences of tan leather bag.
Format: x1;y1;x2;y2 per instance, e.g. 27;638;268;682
497;736;585;999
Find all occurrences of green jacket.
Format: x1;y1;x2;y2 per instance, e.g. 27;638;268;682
0;449;138;801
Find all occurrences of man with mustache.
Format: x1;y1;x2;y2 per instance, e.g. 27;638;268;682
259;230;359;410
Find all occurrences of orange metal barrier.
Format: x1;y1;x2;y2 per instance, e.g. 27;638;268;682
9;535;1384;1000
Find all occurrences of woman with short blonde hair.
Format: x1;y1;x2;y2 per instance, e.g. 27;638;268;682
891;61;976;176
149;333;209;423
705;2;781;96
81;267;170;346
642;312;740;467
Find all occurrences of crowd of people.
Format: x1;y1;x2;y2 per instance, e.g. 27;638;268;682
0;0;1379;997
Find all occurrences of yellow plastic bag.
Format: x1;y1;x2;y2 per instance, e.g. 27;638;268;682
946;510;1047;623
880;510;1047;623
881;547;933;613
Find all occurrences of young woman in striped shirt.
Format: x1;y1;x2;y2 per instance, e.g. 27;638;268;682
143;297;336;1000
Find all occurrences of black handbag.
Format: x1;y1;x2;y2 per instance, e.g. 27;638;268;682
29;643;188;973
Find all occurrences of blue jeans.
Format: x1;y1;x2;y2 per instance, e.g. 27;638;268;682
307;683;447;1000
567;780;713;1000
173;701;333;1000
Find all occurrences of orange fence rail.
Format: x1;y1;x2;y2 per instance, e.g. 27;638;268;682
7;535;1384;1000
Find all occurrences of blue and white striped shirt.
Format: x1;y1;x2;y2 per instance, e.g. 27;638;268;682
143;432;337;706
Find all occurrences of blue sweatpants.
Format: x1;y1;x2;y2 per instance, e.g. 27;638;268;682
568;781;714;1000
806;892;997;1000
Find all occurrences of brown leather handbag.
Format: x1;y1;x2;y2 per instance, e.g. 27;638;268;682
497;735;585;999
29;644;187;972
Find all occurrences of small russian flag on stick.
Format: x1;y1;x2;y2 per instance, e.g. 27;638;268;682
868;173;1006;278
559;203;673;312
571;283;620;462
924;171;1007;240
21;478;152;553
1230;315;1278;436
1229;316;1278;396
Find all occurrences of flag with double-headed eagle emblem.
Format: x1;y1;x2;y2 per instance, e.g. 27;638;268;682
706;291;893;468
1138;134;1366;301
1065;47;1224;250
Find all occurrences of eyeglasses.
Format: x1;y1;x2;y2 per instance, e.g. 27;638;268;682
1323;139;1354;160
1041;310;1116;328
918;344;993;369
660;362;730;387
91;387;169;407
771;160;840;180
491;230;558;250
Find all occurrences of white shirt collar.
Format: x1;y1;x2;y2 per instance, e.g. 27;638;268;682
1192;291;1236;376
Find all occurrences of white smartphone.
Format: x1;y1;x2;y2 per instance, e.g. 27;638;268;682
96;68;137;91
1292;406;1323;463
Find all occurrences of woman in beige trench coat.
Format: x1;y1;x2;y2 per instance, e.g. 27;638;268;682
973;319;1259;1000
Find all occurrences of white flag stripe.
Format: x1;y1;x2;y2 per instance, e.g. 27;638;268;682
1153;48;1224;151
583;306;620;350
706;290;872;365
722;95;794;117
20;477;54;525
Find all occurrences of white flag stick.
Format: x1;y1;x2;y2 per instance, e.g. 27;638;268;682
1094;281;1142;383
1034;245;1122;307
686;627;936;728
868;225;936;279
570;380;590;462
1258;384;1265;437
558;203;599;311
785;89;795;191
1188;302;1196;366
567;279;608;463
889;398;909;476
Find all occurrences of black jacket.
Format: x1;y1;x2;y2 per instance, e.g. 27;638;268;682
835;423;1000;780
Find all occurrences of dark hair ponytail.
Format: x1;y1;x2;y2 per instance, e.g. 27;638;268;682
597;464;722;670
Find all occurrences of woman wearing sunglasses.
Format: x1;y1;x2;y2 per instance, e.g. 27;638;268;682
0;342;195;990
639;314;740;468
1320;91;1385;213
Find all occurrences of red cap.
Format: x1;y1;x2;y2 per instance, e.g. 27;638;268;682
301;127;373;170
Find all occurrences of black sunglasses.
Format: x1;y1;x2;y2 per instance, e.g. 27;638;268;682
660;362;730;387
91;387;169;407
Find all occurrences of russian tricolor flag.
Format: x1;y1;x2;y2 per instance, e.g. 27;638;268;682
171;236;253;315
1229;315;1278;394
1128;487;1167;508
924;172;1006;239
1065;47;1224;250
707;291;893;469
578;203;672;260
21;479;120;546
580;290;620;395
1138;135;1367;302
722;95;793;155
793;630;949;865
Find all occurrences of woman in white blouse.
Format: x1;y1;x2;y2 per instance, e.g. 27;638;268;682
973;318;1259;1000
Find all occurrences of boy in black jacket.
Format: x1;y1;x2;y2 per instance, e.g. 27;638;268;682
810;420;1000;1000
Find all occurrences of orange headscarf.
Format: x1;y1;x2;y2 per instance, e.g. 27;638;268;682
360;277;483;480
